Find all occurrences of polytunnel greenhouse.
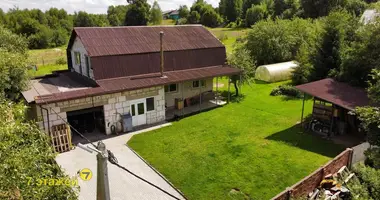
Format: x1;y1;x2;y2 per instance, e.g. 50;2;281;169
255;61;299;83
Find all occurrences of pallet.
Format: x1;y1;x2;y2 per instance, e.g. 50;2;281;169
50;124;72;153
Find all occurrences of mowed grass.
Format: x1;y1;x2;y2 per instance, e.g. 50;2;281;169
128;81;344;199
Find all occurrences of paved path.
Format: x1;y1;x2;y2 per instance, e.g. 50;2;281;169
56;123;185;200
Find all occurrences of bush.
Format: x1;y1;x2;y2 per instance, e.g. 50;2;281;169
270;85;302;98
176;18;187;25
352;162;380;199
226;22;237;28
217;33;229;42
364;148;380;169
55;57;67;65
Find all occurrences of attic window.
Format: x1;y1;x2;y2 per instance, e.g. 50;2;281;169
75;52;81;65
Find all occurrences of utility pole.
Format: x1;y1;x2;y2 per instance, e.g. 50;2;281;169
97;141;110;200
78;142;110;200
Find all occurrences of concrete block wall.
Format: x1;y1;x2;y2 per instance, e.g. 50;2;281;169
35;86;166;135
103;86;165;135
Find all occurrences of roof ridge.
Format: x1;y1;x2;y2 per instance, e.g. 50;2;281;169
74;25;203;29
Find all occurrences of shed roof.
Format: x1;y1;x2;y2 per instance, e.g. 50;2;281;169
30;65;240;104
296;78;373;111
68;25;224;57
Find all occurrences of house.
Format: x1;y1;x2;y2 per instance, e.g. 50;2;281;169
163;10;180;20
22;25;241;144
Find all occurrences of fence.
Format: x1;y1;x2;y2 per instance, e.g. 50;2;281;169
272;149;353;200
29;49;66;66
272;142;372;200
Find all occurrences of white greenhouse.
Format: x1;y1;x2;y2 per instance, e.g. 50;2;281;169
255;61;299;83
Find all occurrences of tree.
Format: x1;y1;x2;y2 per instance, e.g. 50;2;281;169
201;6;223;27
309;11;358;81
224;0;243;22
150;1;162;25
178;5;190;18
242;0;262;18
28;25;53;49
300;0;347;18
0;26;29;100
246;18;319;65
107;5;129;26
245;4;268;27
124;0;150;26
228;42;256;96
188;11;201;24
74;11;95;27
0;101;78;199
0;8;5;25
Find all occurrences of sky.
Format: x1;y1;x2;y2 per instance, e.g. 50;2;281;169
1;0;220;14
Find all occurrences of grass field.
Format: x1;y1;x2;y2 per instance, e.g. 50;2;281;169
128;81;344;199
28;46;66;66
28;64;68;77
209;28;248;54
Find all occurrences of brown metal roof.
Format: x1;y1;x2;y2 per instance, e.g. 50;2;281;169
296;78;373;110
34;65;241;104
69;25;224;57
91;48;226;80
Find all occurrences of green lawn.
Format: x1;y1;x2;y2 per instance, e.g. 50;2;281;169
28;64;68;77
128;81;344;200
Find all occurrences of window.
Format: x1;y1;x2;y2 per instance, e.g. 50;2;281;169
137;103;145;115
164;84;177;93
131;104;136;116
146;97;155;111
193;80;206;88
74;52;81;65
200;80;206;87
85;55;90;76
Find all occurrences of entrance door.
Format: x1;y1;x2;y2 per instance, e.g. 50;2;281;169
130;100;147;127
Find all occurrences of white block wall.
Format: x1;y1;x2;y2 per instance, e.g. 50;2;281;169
71;37;94;79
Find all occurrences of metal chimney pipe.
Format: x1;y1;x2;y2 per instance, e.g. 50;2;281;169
160;31;164;77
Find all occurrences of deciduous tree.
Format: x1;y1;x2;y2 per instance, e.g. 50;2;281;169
124;0;150;26
149;1;162;25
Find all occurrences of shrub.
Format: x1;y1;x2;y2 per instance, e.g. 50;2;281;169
176;18;187;25
352;162;380;199
217;33;229;42
226;22;237;28
364;148;380;169
55;57;67;65
270;85;302;98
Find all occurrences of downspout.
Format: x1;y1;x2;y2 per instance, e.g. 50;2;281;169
40;105;50;135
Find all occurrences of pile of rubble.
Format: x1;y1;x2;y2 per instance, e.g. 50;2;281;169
308;166;356;200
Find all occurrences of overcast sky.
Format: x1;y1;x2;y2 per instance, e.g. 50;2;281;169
1;0;219;14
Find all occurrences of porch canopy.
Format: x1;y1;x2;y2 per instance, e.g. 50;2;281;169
296;78;372;111
29;65;241;104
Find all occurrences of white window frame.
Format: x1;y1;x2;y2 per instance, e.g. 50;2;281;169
74;52;81;65
165;84;178;93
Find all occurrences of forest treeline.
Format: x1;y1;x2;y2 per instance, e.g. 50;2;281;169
2;0;379;49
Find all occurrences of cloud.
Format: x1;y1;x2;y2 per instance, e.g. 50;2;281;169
0;0;219;14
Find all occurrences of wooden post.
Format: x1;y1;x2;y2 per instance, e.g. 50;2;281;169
199;81;202;113
227;77;231;104
97;141;110;200
181;82;184;117
329;104;335;137
160;31;164;77
216;77;219;103
301;93;306;129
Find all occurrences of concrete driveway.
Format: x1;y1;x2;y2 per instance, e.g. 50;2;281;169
56;123;185;200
